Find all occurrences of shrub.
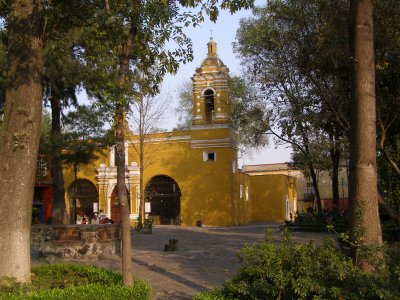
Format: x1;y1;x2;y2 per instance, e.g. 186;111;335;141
288;210;349;232
30;264;122;290
5;282;150;300
195;230;400;300
192;290;225;300
0;264;150;300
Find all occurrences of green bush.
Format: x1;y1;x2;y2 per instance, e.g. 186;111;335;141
288;210;349;232
0;264;150;300
30;264;122;289
6;282;150;300
193;291;225;300
195;230;400;300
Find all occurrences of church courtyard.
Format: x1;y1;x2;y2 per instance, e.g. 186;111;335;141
31;224;330;300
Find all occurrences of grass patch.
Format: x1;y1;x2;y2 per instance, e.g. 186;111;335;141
0;264;150;300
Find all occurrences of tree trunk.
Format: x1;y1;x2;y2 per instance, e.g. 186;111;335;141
139;104;145;226
50;94;68;224
348;0;383;272
139;150;145;226
115;102;132;286
115;26;135;288
104;0;135;285
308;162;322;213
330;133;341;212
0;0;44;282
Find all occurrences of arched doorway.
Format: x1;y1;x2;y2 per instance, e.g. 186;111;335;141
68;179;98;223
110;187;130;223
145;175;181;225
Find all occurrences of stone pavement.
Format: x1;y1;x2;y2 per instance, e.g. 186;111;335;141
31;224;332;300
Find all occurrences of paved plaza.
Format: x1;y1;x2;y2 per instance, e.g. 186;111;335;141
31;224;331;299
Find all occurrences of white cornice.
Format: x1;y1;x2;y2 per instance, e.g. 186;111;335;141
127;135;191;144
190;124;231;130
190;138;237;149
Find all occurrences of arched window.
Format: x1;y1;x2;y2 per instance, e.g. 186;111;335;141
204;89;215;124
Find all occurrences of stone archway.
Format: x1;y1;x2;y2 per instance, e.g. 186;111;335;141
68;179;98;223
145;175;181;225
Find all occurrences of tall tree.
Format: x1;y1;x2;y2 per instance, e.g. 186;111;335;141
0;0;45;282
62;104;113;223
234;1;351;212
374;0;400;220
82;0;254;285
348;0;383;272
129;93;168;226
43;33;83;225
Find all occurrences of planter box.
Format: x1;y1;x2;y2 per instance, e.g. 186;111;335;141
32;224;121;260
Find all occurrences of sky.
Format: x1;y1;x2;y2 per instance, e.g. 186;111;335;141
158;3;293;167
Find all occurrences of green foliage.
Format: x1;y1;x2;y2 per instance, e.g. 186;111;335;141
375;0;400;209
0;264;150;300
135;218;153;234
193;290;225;300
288;209;400;244
30;264;122;288
62;104;113;167
229;76;269;149
234;0;350;205
174;80;193;130
38;111;52;155
288;210;349;232
3;283;149;300
195;231;400;300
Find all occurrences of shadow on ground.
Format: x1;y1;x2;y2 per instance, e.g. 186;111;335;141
31;224;332;300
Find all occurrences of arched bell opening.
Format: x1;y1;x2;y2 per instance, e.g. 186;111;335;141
204;89;215;124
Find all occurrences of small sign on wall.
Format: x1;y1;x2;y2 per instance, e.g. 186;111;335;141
93;202;99;213
145;202;151;213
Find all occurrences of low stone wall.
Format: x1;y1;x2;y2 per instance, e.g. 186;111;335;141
32;224;121;260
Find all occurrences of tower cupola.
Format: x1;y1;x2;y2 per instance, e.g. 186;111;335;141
207;37;217;57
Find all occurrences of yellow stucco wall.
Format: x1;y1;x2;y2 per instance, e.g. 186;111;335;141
127;127;238;226
62;149;110;219
60;130;298;227
247;175;297;223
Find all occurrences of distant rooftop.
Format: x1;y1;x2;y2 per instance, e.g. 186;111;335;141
242;163;294;173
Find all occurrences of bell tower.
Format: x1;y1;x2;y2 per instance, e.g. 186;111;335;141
192;38;230;126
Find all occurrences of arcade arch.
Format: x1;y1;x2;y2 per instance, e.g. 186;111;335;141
145;175;181;225
68;179;98;223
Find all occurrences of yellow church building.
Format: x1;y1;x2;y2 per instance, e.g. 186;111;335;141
58;39;297;227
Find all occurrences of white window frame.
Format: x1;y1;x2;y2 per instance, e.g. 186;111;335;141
203;151;216;161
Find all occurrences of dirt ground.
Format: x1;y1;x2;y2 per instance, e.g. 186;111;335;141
31;224;331;300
